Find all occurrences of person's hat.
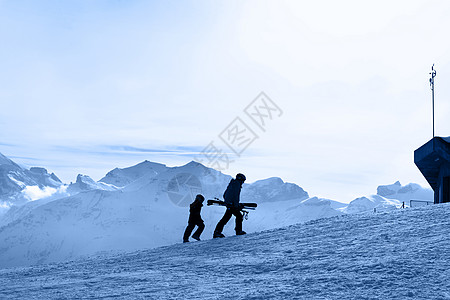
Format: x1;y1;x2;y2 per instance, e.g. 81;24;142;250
236;173;246;182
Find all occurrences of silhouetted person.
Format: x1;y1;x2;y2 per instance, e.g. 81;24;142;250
183;194;205;243
213;173;246;238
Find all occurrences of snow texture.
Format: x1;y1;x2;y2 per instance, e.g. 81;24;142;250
0;160;316;267
0;152;434;270
0;203;449;299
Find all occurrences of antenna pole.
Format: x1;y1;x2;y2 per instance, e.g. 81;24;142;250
429;64;437;138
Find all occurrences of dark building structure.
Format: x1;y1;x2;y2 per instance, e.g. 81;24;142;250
414;137;450;204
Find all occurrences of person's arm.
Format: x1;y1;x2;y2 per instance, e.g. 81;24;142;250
191;200;202;210
231;181;241;208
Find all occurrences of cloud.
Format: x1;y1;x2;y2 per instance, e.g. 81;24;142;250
0;201;11;209
1;1;449;202
108;145;206;154
21;186;65;201
51;144;206;157
0;202;12;216
0;142;15;147
108;145;175;153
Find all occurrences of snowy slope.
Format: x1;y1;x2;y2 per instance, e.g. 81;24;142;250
0;161;319;267
247;196;343;232
1;203;449;299
0;157;436;267
0;153;435;269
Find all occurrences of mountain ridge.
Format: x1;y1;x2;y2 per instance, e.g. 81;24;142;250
0;152;434;268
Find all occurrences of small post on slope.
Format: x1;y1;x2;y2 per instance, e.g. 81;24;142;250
429;64;437;138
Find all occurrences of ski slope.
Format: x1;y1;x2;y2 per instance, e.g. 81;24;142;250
1;203;449;299
0;152;433;268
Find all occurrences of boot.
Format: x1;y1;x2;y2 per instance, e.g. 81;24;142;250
236;230;246;236
191;235;201;241
213;231;225;238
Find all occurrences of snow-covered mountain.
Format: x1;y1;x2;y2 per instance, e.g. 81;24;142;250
0;158;330;267
343;181;434;214
0;152;63;209
241;177;309;203
67;174;119;194
343;195;400;214
99;160;167;187
0;152;435;268
377;180;433;202
1;203;449;299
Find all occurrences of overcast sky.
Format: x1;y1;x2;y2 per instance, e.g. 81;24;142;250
1;0;450;202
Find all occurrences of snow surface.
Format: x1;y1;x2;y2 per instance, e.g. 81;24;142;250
1;203;449;299
0;161;315;268
0;151;434;268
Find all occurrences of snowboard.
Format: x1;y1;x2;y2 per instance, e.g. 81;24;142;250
207;199;257;209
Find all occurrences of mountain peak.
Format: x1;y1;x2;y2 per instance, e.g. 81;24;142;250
377;181;402;197
0;152;19;168
185;160;204;168
99;160;168;187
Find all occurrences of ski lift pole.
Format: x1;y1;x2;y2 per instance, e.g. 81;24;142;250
429;64;437;137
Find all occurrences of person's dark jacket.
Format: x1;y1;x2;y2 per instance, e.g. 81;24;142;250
188;199;203;223
223;179;242;208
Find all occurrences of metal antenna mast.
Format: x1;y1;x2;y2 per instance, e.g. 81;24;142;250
429;64;437;138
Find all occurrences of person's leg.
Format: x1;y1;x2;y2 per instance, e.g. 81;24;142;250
214;209;232;234
183;223;195;242
192;221;205;239
231;208;244;233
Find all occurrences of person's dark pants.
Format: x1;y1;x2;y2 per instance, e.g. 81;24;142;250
214;207;243;234
183;218;205;241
